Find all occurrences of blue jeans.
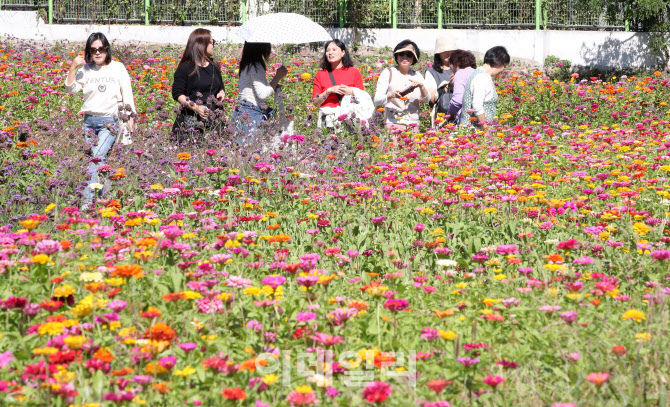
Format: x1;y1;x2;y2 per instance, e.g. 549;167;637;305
231;101;272;145
83;115;118;201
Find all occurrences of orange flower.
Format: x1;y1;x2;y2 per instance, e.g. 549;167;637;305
177;153;191;161
162;292;186;302
347;300;369;311
268;234;291;243
152;382;171;394
545;254;564;263
111;368;134;377
268;224;281;230
434;309;455;319
145;322;177;343
93;347;115;363
112;264;143;279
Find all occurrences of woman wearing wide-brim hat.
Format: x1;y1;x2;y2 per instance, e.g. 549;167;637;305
373;39;430;133
425;34;458;105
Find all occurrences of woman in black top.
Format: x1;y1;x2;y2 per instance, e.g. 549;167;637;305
171;28;225;140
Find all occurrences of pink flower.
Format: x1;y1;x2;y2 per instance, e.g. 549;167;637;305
286;390;318;406
565;353;581;362
586;372;609;386
482;375;506;388
362;381;392;403
496;244;518;255
420;328;440;341
651;249;670;261
296;312;317;322
560;311;577;324
414;223;426;232
310;332;344;346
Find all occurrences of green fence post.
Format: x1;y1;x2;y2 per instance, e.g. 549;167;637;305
339;0;344;28
392;0;397;28
241;0;246;23
437;0;442;29
144;0;149;25
624;3;629;31
48;0;53;24
535;0;540;30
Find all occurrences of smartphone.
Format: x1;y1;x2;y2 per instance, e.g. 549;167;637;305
398;84;418;97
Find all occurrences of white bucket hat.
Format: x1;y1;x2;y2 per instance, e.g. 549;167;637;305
434;34;457;54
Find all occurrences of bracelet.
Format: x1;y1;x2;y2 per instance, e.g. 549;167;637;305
322;93;328;100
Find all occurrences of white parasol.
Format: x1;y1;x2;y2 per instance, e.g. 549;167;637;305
236;13;332;45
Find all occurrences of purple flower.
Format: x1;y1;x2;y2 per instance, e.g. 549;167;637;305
107;300;127;312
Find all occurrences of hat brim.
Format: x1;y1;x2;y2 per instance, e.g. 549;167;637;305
394;46;419;64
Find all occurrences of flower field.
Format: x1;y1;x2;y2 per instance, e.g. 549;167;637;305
1;38;669;406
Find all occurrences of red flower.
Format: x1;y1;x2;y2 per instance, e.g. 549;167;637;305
612;345;627;356
362;381;392;403
222;387;246;401
426;379;451;394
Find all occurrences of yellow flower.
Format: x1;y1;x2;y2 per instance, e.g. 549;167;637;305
622;309;646;322
296;385;313;394
44;203;56;213
182;290;203;300
635;332;652;343
173;366;196;377
80;272;103;283
20;218;40;230
33;347;59;355
64;336;87;350
243;286;262;296
53;367;75;383
262;374;279;385
104;277;126;287
54;285;76;298
438;330;457;340
633;222;651;236
32;254;50;264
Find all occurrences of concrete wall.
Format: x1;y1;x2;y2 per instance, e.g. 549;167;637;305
1;10;666;70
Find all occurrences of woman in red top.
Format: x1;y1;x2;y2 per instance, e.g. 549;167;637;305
312;39;364;128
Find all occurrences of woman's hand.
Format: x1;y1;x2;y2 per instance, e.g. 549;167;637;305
409;79;426;92
127;117;136;133
342;86;355;96
216;89;225;101
275;66;288;81
386;90;402;101
327;85;349;95
194;105;210;119
70;55;85;71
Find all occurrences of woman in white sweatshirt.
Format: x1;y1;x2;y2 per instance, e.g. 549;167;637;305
231;42;287;145
65;32;136;210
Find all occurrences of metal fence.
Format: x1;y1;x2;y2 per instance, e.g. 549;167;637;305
0;0;627;29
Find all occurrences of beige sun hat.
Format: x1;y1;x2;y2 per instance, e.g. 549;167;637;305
394;44;419;62
434;34;457;54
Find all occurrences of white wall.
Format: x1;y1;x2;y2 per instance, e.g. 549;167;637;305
0;10;665;70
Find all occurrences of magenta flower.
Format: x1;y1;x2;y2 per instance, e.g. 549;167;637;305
496;244;518;255
383;299;409;312
361;381;392;403
482;375;506;388
651;249;670;261
456;357;480;367
586;372;609;385
261;275;286;288
296;312;317;322
0;351;15;369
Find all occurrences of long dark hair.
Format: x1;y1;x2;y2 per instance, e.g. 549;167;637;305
239;42;272;73
179;28;215;76
84;32;112;65
319;39;354;71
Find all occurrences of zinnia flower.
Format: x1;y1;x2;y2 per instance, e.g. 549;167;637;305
362;381;392;403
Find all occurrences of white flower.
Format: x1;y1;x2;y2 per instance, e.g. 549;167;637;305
544;239;559;245
436;259;458;267
89;182;103;190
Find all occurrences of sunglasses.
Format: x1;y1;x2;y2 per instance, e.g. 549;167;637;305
396;51;414;59
90;46;107;55
210;39;217;45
